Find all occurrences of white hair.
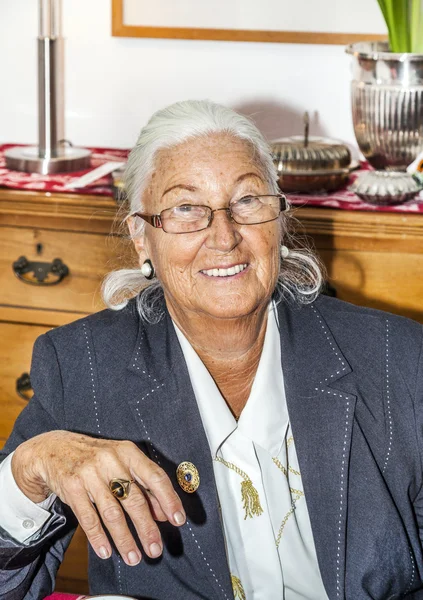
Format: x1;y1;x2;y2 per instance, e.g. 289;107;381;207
102;99;324;321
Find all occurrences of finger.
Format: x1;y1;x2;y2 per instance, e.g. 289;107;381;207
144;488;167;522
94;487;142;567
123;450;185;526
119;483;164;559
131;479;167;522
69;492;112;561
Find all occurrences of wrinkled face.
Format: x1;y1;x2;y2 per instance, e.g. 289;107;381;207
132;134;282;323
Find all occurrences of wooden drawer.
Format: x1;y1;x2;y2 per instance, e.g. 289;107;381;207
0;226;132;315
321;249;423;323
0;322;50;441
0;322;89;592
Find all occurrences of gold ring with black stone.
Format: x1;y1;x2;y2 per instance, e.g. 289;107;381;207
109;478;135;500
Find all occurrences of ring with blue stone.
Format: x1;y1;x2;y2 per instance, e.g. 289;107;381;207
176;461;200;493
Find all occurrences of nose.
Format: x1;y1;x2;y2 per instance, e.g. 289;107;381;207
205;208;242;252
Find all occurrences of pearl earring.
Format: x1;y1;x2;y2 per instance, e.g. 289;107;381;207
280;245;290;259
141;259;155;280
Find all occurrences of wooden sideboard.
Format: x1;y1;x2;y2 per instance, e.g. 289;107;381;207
295;205;423;323
0;188;422;593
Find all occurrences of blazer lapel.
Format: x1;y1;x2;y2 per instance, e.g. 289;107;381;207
126;308;232;600
278;299;357;600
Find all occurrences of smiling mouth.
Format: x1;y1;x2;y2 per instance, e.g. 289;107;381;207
200;263;248;277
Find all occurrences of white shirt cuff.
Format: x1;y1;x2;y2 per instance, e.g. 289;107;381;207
0;452;57;544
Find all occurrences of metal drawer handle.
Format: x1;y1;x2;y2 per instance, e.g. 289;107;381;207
16;372;33;401
12;256;69;285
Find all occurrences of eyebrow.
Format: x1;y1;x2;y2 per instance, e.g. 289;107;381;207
162;172;264;198
235;172;265;184
162;184;197;197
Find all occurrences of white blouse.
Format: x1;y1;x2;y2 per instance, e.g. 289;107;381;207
174;304;329;600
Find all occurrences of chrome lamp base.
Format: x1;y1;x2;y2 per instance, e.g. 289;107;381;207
5;145;91;175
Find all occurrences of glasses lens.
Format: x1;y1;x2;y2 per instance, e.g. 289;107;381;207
161;204;210;233
230;195;281;224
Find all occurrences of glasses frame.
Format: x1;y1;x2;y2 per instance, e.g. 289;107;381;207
133;194;287;234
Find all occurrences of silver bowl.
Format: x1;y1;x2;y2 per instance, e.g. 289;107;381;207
349;170;423;205
271;136;357;192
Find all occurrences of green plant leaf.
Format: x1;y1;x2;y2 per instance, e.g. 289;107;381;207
410;0;423;52
376;0;423;52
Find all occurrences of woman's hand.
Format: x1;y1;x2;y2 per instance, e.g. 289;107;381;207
11;431;186;566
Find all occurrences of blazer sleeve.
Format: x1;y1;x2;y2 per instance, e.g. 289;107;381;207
411;324;423;545
0;333;78;599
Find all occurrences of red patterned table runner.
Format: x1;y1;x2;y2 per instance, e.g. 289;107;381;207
0;144;128;197
1;145;422;213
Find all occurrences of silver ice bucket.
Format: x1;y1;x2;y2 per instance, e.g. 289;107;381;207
346;42;423;170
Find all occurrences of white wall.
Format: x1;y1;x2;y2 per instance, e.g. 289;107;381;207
124;0;385;33
0;0;365;150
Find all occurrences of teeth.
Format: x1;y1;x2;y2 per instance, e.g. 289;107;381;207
202;263;248;277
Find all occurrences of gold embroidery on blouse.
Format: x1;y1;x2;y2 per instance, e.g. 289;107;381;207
274;492;303;548
231;574;246;599
288;486;304;498
272;442;304;548
288;466;301;476
214;456;263;519
272;457;301;478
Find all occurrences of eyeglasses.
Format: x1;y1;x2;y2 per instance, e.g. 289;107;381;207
133;194;287;234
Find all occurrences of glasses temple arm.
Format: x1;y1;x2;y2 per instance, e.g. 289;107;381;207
134;213;163;228
279;195;288;212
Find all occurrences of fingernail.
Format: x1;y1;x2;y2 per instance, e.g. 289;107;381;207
174;511;185;525
127;550;141;565
149;542;162;558
99;546;110;559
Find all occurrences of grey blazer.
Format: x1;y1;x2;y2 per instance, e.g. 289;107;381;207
1;293;423;600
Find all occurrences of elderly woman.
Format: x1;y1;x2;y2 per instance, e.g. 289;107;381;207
0;100;423;600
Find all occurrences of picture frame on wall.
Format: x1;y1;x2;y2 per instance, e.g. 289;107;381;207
111;0;387;45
